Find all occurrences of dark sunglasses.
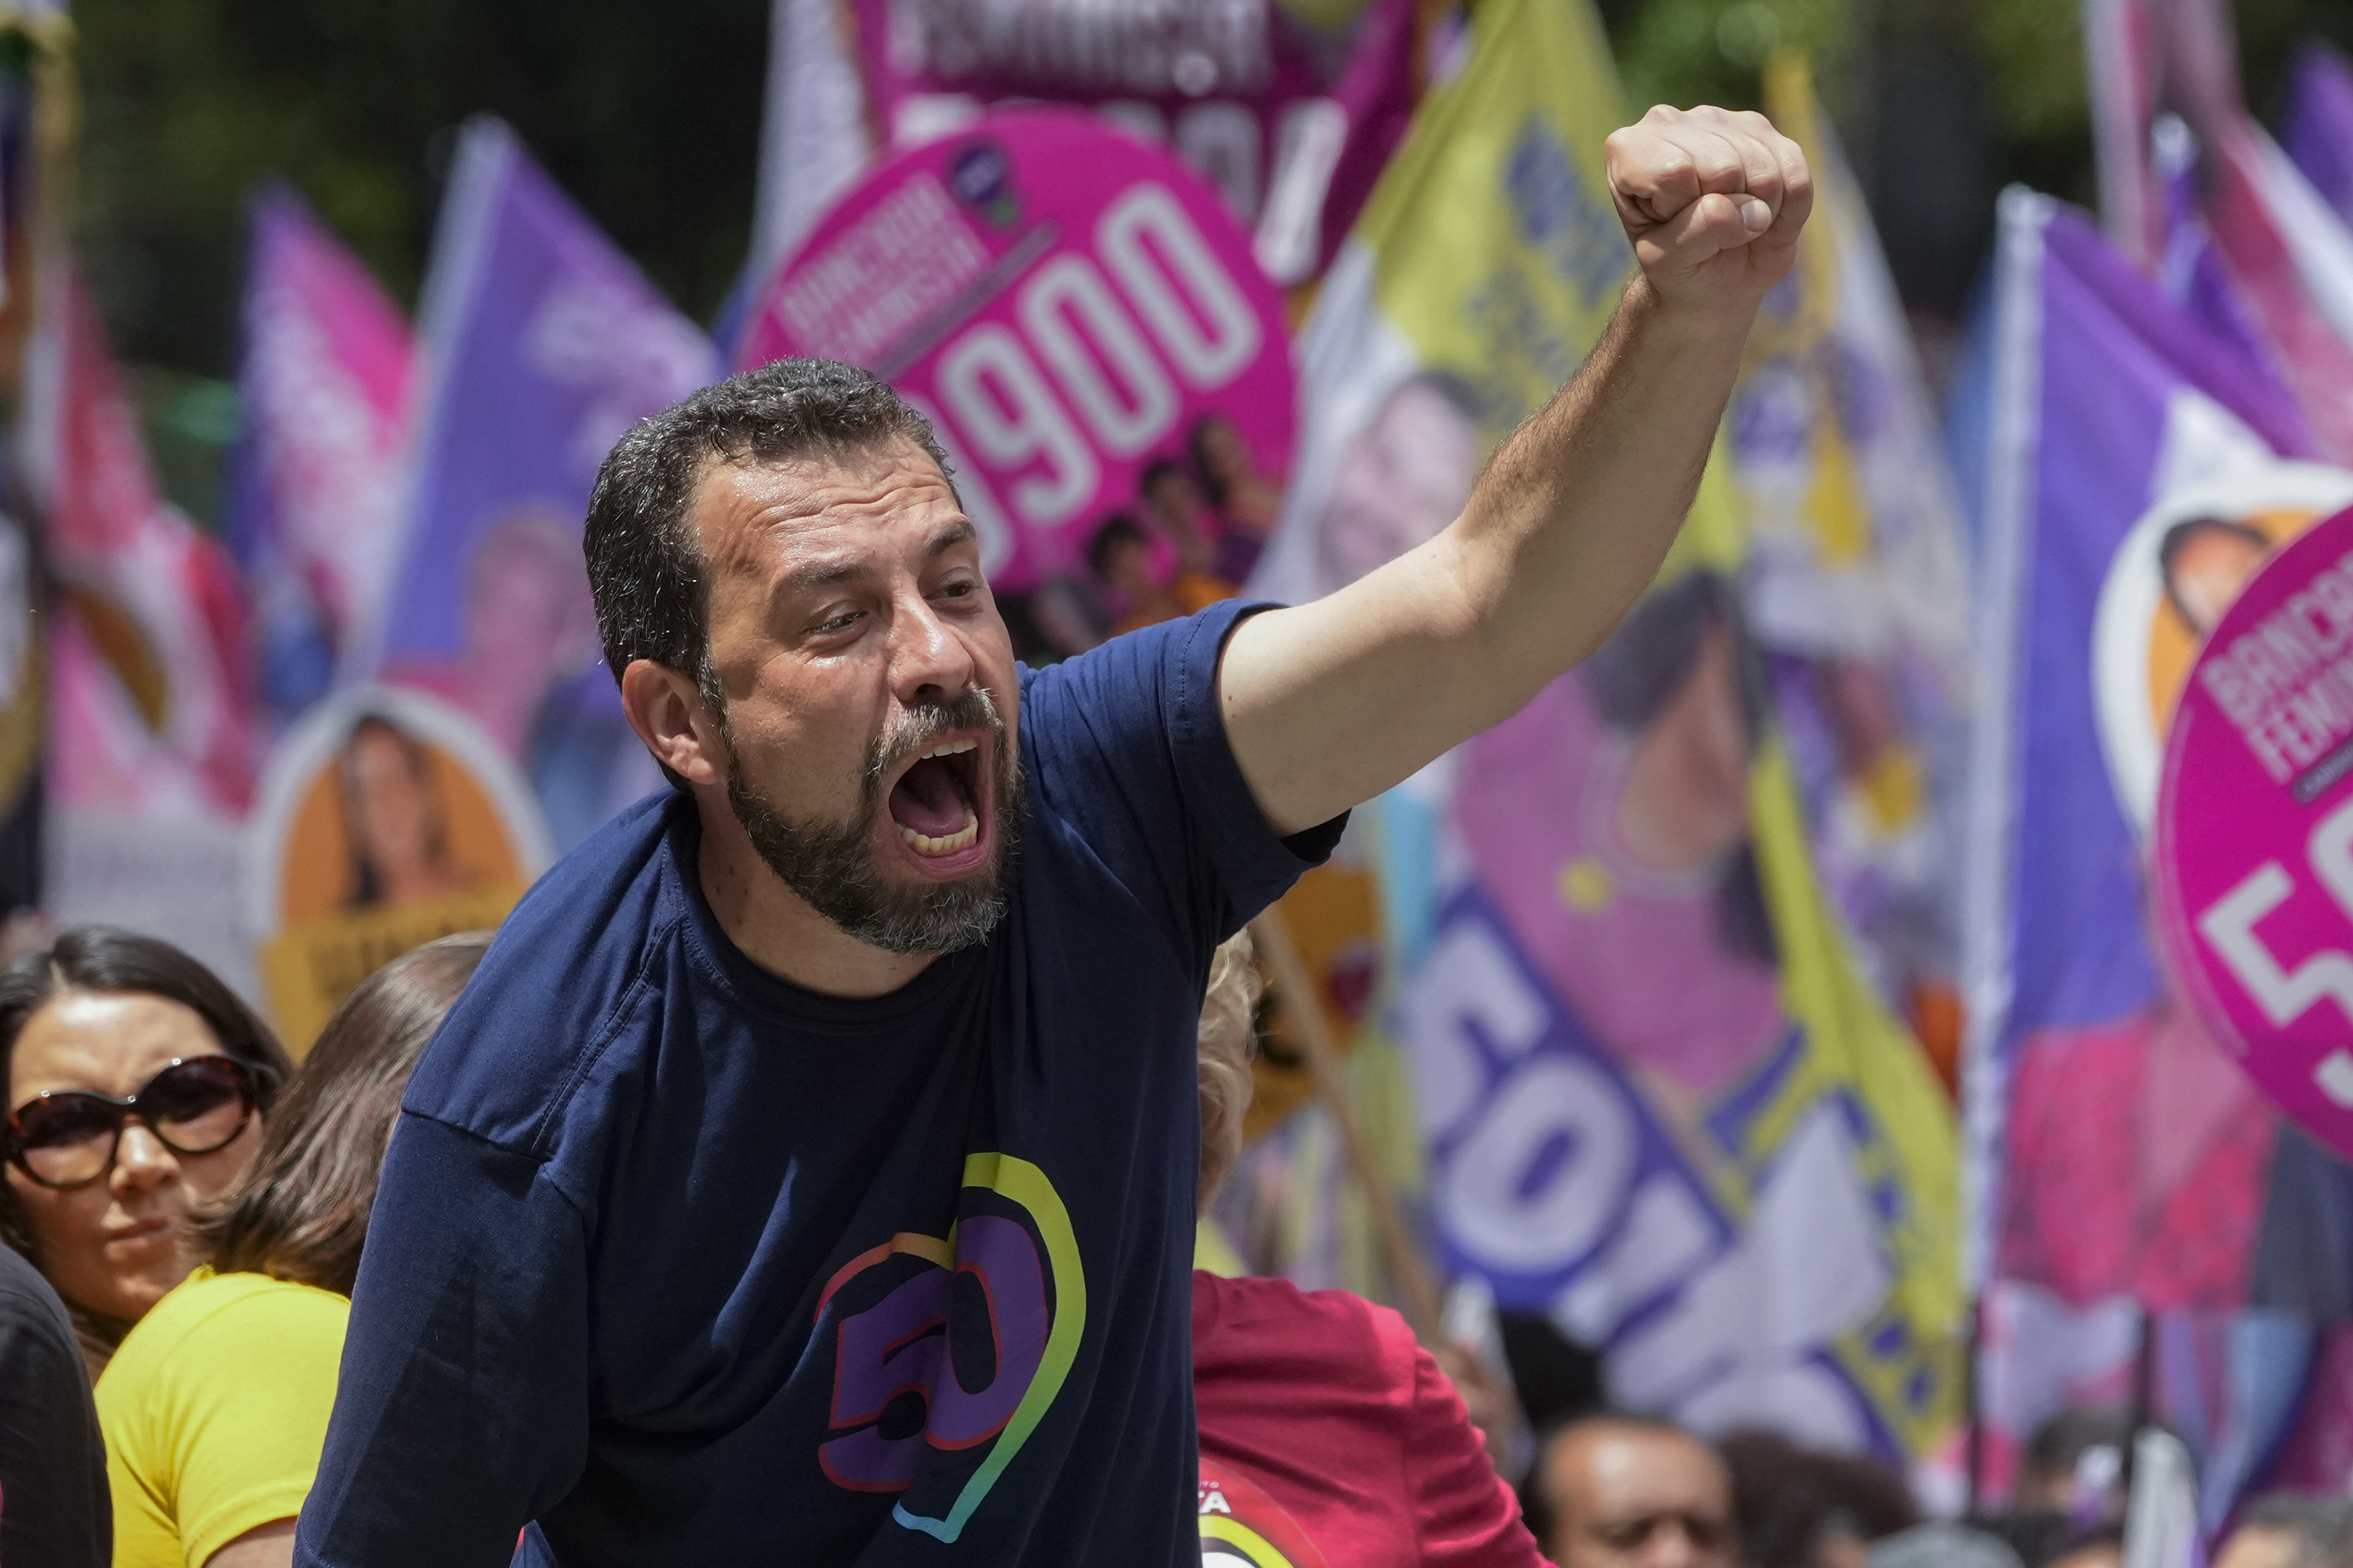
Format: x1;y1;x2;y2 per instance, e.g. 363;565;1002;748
6;1055;271;1191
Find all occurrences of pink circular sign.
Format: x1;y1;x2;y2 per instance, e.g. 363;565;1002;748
738;107;1295;594
2155;503;2353;1156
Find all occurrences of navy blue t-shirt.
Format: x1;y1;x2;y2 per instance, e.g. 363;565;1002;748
294;603;1340;1567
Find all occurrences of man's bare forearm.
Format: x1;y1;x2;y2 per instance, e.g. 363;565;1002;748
1221;278;1752;834
1221;105;1808;835
1444;274;1750;724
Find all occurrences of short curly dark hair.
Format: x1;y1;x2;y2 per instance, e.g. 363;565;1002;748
582;357;955;718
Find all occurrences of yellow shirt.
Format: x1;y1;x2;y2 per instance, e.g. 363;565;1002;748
95;1268;348;1568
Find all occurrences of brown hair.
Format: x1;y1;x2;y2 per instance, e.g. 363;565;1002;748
1197;932;1264;1210
195;932;490;1296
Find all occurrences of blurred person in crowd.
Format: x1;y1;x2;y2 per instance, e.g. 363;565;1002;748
2014;1408;2132;1524
1183;416;1281;583
297;105;1815;1566
0;928;288;1376
1090;513;1232;636
97;933;490;1568
1140;457;1227;576
1522;1413;1738;1568
1191;931;1545;1566
0;1240;109;1567
1190;413;1284;539
1717;1429;1918;1568
2159;516;2272;640
2213;1494;2353;1568
1313;370;1485;595
338;715;480;910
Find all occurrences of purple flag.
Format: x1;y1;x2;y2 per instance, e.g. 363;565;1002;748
1962;191;2353;1501
229;185;415;719
2283;44;2353;230
357;119;717;850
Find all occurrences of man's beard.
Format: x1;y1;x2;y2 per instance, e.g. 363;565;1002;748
721;687;1021;956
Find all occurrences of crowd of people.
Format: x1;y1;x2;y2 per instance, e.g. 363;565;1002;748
9;914;2353;1566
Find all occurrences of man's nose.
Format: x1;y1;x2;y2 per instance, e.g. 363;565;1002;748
891;594;977;706
1641;1519;1704;1568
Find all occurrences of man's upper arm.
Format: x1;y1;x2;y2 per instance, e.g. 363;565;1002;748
294;1112;591;1568
1025;601;1346;955
1217;539;1495;835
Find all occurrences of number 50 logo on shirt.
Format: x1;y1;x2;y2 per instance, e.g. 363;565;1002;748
2155;503;2353;1160
814;1153;1087;1543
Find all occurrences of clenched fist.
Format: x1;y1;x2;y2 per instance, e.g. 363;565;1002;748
1604;105;1812;318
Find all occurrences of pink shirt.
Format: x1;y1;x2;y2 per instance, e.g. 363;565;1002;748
1192;1271;1548;1567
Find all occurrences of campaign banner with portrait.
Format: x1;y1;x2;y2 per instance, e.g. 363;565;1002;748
1255;0;1962;1460
1960;189;2353;1505
839;0;1421;287
247;686;552;1052
228;185;415;720
738;108;1297;660
356;118;717;853
1727;55;1974;1061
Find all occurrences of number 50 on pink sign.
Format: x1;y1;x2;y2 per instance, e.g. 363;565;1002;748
2157;506;2353;1155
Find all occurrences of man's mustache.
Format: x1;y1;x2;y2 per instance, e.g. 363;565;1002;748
865;687;1007;783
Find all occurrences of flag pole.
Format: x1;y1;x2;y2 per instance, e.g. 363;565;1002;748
1247;906;1447;1346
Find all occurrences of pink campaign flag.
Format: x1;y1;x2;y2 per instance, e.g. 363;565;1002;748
17;260;268;993
228;185;415;717
2084;0;2353;462
21;262;258;819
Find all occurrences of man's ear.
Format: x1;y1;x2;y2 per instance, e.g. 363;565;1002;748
620;658;726;786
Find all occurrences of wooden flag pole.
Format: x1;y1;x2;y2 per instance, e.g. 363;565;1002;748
1246;907;1448;1347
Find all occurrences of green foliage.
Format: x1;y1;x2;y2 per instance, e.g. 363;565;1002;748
1608;0;1857;117
69;0;2353;390
75;0;770;378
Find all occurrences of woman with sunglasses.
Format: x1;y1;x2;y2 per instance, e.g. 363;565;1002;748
0;928;289;1377
95;931;489;1568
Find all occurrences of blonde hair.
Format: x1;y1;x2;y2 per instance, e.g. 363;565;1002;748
1197;932;1264;1209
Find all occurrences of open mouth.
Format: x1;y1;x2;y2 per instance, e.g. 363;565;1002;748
885;736;990;869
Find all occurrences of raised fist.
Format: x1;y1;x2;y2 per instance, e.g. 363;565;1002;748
1604;104;1812;318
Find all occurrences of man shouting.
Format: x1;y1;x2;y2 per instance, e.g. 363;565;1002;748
296;105;1811;1566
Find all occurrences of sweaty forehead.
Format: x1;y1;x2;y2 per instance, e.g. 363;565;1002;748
687;438;959;575
9;990;225;1103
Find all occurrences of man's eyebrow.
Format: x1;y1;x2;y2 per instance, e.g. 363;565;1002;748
775;556;872;595
771;521;976;597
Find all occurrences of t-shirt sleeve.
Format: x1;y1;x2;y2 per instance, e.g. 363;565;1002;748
294;1112;591;1568
1021;601;1347;961
0;1259;109;1568
1398;1338;1550;1568
132;1286;348;1568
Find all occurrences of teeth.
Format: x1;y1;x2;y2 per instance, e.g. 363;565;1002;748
899;808;979;857
920;741;978;759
